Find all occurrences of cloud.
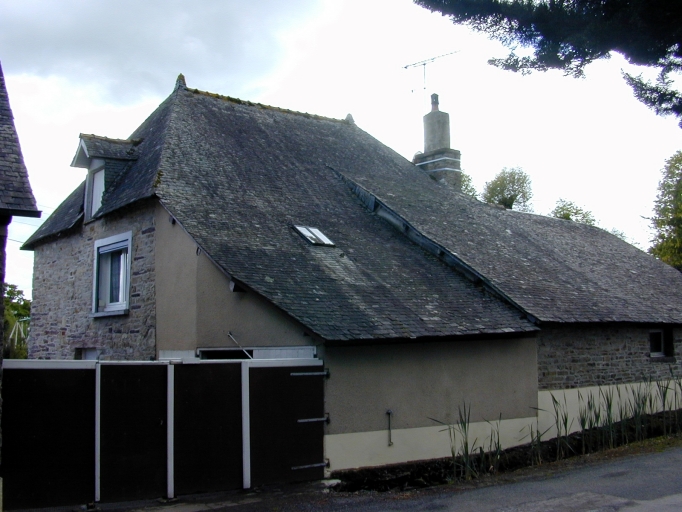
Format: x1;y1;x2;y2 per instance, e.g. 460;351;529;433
1;0;323;102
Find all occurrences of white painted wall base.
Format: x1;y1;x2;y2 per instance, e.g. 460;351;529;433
325;416;536;472
538;381;682;440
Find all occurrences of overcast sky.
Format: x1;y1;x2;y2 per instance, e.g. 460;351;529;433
2;0;681;298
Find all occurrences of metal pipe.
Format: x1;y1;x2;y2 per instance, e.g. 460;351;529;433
386;409;394;446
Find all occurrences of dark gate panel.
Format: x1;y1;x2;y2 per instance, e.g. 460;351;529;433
100;364;167;502
2;368;96;509
174;363;243;495
249;366;324;486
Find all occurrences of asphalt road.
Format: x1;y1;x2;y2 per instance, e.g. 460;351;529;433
124;446;682;512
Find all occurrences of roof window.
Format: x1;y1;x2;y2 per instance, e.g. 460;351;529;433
294;225;335;246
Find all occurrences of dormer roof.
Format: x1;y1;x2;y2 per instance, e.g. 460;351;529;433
71;134;141;168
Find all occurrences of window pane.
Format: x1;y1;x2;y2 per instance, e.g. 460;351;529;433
650;331;663;354
92;169;105;215
109;250;122;303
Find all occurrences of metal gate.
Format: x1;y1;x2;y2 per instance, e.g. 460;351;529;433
1;358;324;509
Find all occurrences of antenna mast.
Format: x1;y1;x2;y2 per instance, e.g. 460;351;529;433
404;50;460;97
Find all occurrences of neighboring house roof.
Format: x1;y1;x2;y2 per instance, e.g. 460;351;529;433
0;62;39;218
25;77;682;340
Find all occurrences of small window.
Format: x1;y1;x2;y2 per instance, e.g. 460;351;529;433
650;330;664;356
75;348;101;360
93;232;131;315
650;328;674;358
294;225;335;246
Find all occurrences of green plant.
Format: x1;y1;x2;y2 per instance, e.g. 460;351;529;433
429;402;479;481
550;393;574;460
484;414;503;473
656;378;671;435
600;387;616;449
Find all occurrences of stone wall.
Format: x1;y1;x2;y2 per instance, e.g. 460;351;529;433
28;200;156;360
537;325;682;390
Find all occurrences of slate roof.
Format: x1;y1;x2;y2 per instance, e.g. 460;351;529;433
25;78;682;339
0;62;39;217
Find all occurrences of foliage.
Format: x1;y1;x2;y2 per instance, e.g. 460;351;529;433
649;151;682;269
460;172;478;198
550;198;596;225
482;167;533;211
414;0;682;125
3;284;31;359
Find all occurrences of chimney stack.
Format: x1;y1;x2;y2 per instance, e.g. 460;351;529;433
413;93;463;190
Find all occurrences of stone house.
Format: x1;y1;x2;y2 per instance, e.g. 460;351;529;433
23;76;682;472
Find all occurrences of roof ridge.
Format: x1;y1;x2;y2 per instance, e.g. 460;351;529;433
183;86;351;124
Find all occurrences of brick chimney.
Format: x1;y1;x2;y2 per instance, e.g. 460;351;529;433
413;94;463;190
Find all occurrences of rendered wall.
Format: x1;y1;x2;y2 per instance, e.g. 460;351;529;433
155;203;313;354
29;201;157;360
537;325;682;390
322;337;538;470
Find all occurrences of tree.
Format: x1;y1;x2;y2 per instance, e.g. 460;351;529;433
649;150;682;269
460;172;478;198
414;0;682;125
482;167;533;211
3;284;30;359
550;198;596;225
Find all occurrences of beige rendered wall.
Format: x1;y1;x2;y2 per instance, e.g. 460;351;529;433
323;337;538;436
155;204;313;354
322;337;538;471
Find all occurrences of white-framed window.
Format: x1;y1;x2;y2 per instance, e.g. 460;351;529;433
93;232;132;315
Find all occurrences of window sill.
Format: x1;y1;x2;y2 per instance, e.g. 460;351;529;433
90;309;129;318
650;355;676;363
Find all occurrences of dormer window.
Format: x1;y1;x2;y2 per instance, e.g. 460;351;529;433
71;135;140;222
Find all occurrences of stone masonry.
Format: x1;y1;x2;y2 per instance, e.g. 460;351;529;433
28;200;156;360
537;325;682;390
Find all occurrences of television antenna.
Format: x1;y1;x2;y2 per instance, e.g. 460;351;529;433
404;50;460;93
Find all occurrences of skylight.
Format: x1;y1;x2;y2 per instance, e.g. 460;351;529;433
294;225;335;246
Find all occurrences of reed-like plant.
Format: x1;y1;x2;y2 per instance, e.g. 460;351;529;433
655;378;670;435
577;390;589;454
455;403;478;480
429;402;478;481
550;393;573;460
630;381;649;441
484;414;503;474
670;367;682;434
616;386;630;445
600;387;616;449
586;391;601;451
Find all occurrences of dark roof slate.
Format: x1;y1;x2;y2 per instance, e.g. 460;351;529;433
28;80;682;336
333;159;682;324
27;85;534;340
23;181;84;248
0;62;39;217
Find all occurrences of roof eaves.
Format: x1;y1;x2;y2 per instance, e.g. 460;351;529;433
1;207;42;218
